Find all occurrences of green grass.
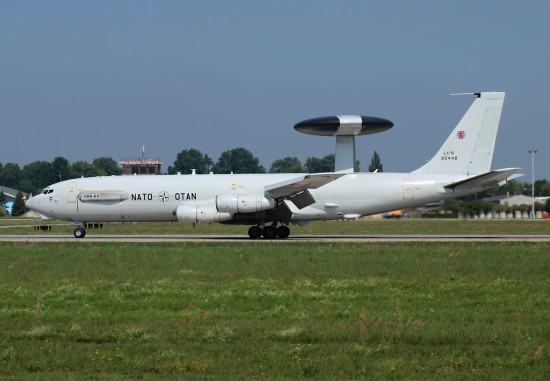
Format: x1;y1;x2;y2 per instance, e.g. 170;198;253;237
0;242;549;380
1;218;550;236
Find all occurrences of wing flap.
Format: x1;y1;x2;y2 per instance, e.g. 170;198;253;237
286;189;316;209
274;201;293;224
265;173;344;199
444;168;521;190
265;173;344;210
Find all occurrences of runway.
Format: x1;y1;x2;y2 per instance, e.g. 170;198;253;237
1;234;550;243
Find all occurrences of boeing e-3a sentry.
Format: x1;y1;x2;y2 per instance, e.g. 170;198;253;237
26;92;519;239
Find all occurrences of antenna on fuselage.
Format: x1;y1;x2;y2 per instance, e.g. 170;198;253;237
294;115;393;172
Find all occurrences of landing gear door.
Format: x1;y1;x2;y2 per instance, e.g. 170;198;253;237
67;182;78;203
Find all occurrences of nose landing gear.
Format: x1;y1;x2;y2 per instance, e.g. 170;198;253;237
73;227;86;238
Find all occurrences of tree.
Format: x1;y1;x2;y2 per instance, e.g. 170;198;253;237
168;149;213;174
93;157;121;176
19;161;57;194
0;190;5;217
52;156;76;182
368;151;383;172
305;154;334;173
269;157;304;173
534;179;550;197
458;199;494;216
211;148;265;174
11;191;28;217
534;201;545;212
0;163;21;188
439;199;461;214
495;179;525;196
71;161;106;178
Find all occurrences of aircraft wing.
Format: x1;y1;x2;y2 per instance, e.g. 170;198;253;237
265;173;344;209
444;168;521;191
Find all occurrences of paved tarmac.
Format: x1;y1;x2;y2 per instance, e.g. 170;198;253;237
1;234;550;243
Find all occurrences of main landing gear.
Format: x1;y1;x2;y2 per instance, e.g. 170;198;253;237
248;225;290;239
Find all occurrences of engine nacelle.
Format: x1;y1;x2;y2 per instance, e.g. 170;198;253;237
176;204;232;223
216;194;276;213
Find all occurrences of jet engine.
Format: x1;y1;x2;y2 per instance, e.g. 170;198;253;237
176;204;232;223
216;194;276;213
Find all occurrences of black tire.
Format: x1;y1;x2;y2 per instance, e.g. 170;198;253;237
263;226;277;239
74;227;86;238
248;226;263;239
276;225;290;239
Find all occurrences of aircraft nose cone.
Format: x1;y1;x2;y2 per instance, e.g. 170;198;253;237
24;195;54;219
25;196;35;210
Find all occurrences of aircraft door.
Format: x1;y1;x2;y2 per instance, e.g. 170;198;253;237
402;178;414;199
67;182;78;203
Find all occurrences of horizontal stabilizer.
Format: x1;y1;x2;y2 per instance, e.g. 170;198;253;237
444;168;521;190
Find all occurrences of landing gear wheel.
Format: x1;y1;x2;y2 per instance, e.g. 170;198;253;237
276;226;290;239
263;226;278;239
248;226;263;239
73;227;86;239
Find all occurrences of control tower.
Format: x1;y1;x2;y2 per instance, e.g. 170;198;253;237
119;146;163;175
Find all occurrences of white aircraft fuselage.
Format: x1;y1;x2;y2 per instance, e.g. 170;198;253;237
27;172;475;223
25;92;520;238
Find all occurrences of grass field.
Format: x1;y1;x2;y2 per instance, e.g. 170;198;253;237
0;240;549;380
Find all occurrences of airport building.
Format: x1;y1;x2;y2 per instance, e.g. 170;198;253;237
0;185;27;202
119;146;163;175
119;159;163;175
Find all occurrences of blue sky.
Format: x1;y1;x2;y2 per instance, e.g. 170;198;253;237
1;1;549;180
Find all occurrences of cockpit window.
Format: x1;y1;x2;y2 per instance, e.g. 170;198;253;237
48;189;54;194
42;188;54;194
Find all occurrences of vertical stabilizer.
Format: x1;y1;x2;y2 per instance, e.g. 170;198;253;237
413;92;505;176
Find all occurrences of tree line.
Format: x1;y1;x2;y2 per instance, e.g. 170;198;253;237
167;148;386;175
167;148;342;176
0;157;121;195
